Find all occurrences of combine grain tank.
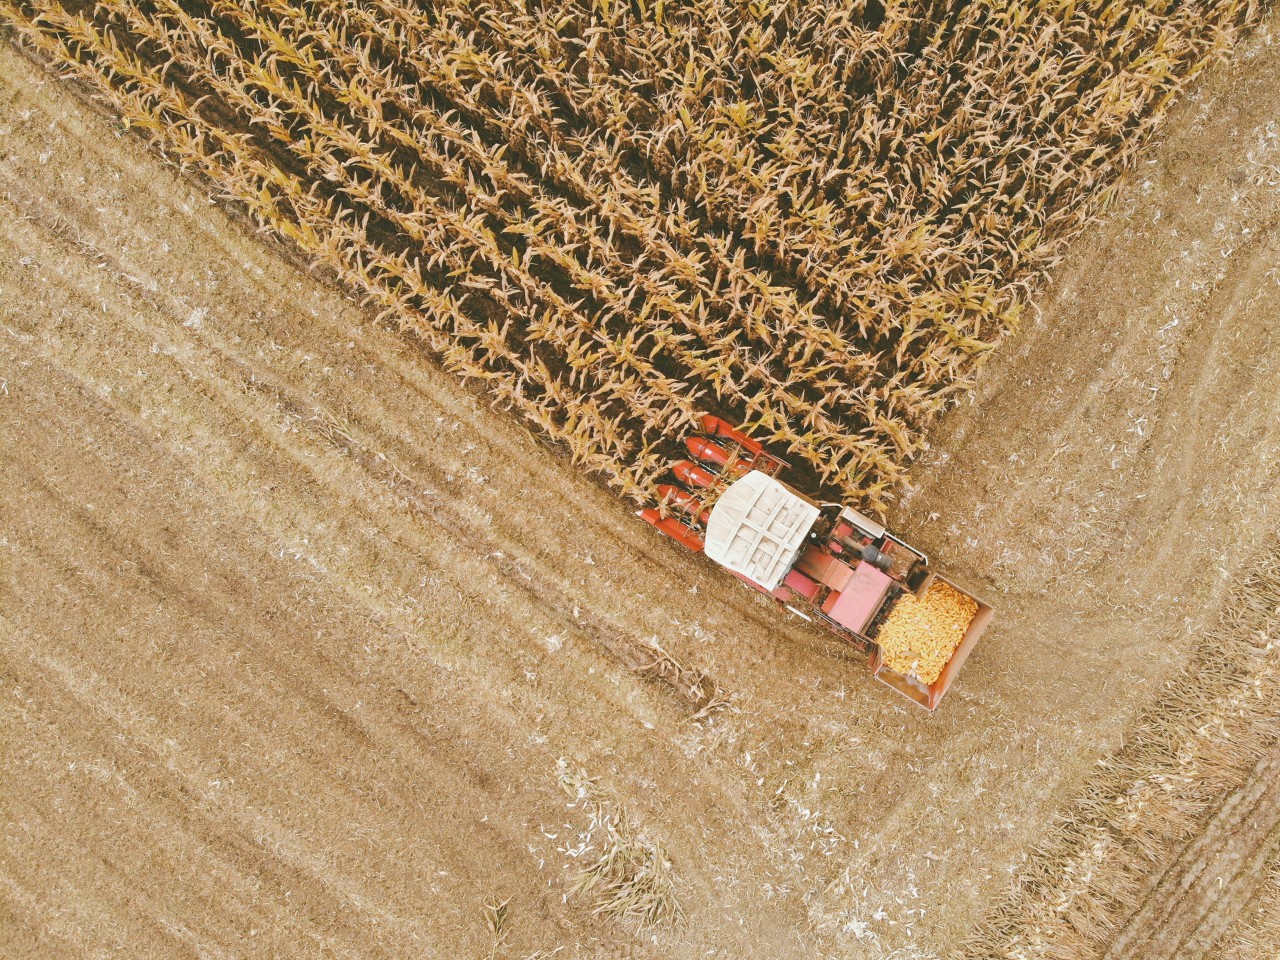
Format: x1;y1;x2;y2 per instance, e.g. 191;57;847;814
639;416;993;711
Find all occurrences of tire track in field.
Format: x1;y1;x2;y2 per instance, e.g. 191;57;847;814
957;549;1280;960
1102;746;1280;960
1134;221;1280;595
1216;849;1280;959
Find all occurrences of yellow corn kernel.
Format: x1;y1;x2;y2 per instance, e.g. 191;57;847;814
877;580;977;685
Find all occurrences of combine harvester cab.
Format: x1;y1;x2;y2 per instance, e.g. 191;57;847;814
640;416;993;711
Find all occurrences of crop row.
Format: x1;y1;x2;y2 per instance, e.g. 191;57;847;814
1;0;1261;508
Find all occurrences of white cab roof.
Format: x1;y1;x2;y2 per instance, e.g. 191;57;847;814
704;472;820;591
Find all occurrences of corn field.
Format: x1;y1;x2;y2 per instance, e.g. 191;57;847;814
0;0;1263;507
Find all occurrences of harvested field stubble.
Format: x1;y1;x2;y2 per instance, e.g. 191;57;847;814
0;0;1265;508
1217;854;1280;960
555;760;683;930
960;546;1280;960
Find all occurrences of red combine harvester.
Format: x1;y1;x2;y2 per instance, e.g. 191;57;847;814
640;415;993;711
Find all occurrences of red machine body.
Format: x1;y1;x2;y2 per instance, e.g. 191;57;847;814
759;510;925;644
639;416;994;711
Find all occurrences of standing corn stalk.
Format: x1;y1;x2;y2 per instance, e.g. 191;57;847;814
1;0;1263;509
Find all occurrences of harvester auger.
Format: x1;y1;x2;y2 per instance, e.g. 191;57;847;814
640;415;993;711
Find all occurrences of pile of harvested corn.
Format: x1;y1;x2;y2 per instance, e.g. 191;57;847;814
877;580;978;686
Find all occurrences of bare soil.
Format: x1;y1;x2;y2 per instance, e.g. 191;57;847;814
2;12;1280;960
